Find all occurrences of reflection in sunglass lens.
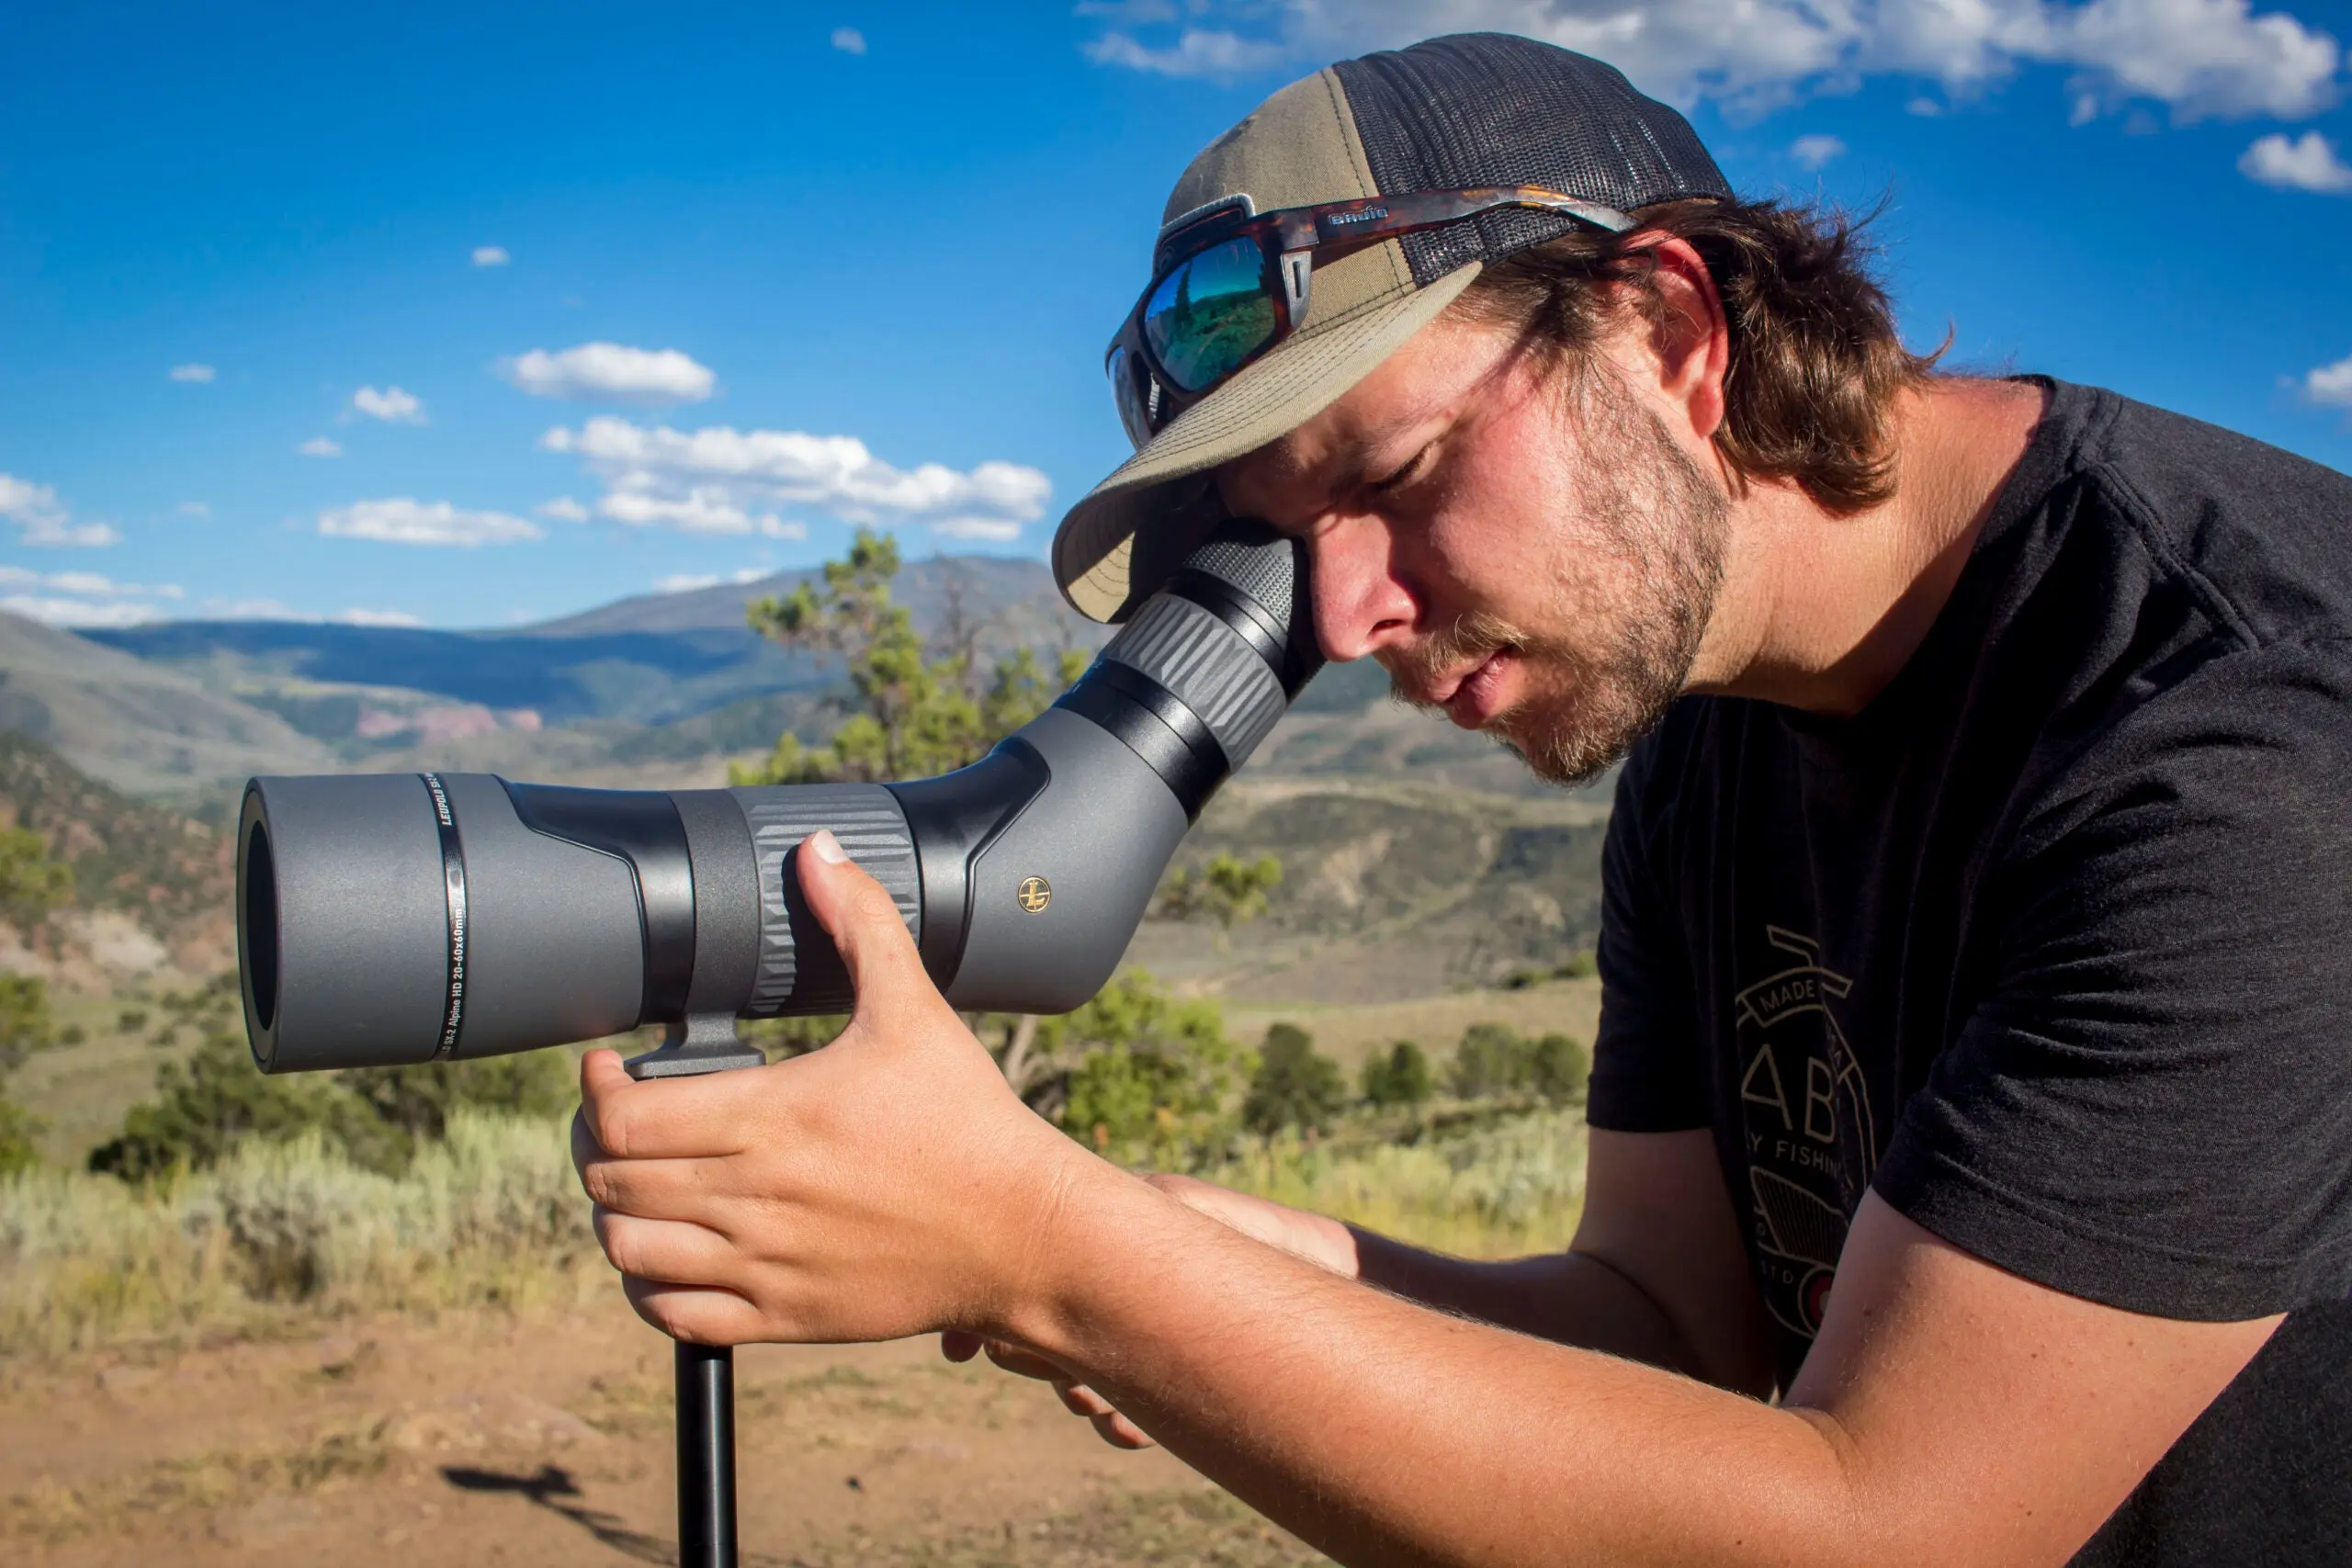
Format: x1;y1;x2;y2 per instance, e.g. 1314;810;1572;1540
1143;237;1277;393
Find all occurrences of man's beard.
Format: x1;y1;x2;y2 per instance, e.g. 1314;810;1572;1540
1383;377;1730;786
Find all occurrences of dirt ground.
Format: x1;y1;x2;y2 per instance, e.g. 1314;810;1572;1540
0;1290;1326;1566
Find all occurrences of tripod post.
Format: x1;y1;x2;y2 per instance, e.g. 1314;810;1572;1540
627;1016;767;1568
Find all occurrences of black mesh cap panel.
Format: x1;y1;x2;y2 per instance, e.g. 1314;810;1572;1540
1330;33;1733;288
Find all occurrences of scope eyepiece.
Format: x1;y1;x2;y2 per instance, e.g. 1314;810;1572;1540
238;519;1321;1072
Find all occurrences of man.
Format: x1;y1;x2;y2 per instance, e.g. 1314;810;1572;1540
573;33;2352;1565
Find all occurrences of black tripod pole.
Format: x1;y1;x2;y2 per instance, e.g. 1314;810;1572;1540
627;1016;768;1568
675;1340;738;1568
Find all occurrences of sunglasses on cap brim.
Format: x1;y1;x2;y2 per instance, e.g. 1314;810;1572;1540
1104;185;1634;451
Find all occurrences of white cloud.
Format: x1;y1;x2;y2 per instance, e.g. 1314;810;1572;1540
317;497;544;547
1087;2;2345;122
351;385;426;423
183;596;425;625
1791;133;1848;167
472;244;511;267
831;26;867;53
0;473;120;547
2304;353;2352;406
168;363;216;383
536;496;591;521
539;416;1049;540
2241;129;2352;190
500;343;718;404
176;501;211;519
0;565;183;628
298;435;344;457
1085;27;1291;76
932;516;1025;542
654;567;771;593
0;598;162;628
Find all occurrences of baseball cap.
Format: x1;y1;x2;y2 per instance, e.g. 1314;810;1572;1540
1052;32;1733;623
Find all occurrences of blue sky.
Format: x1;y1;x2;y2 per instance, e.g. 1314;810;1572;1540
2;0;2347;631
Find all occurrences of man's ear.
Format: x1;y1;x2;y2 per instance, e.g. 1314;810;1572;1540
1620;236;1729;446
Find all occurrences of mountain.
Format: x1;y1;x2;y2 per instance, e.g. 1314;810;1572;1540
531;553;1080;643
0;612;336;797
89;554;1098;729
0;729;234;976
1125;774;1611;1003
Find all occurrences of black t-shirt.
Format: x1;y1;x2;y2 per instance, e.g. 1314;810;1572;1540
1590;379;2352;1564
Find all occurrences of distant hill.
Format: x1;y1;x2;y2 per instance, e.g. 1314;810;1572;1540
87;621;813;727
91;553;1099;730
532;553;1080;644
1125;775;1611;1003
0;611;336;797
0;730;232;976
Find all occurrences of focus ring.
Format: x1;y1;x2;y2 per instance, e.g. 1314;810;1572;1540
733;784;920;1014
1103;595;1287;770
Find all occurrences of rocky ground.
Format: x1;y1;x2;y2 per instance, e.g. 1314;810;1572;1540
1;1288;1327;1566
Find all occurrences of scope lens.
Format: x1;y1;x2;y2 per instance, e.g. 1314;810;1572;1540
243;821;280;1032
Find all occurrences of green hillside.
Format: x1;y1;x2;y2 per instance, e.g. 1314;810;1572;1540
0;611;334;799
0;730;230;953
1126;777;1610;1004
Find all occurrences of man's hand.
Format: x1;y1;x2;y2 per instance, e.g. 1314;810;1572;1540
941;1175;1362;1450
571;828;1094;1348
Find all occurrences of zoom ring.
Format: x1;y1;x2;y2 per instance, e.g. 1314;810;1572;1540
1103;595;1287;769
732;784;920;1014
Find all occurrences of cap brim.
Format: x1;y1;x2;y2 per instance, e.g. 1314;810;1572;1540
1053;262;1481;622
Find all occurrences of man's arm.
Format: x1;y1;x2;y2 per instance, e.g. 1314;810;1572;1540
1011;1174;2275;1568
577;840;2280;1568
1148;1127;1775;1395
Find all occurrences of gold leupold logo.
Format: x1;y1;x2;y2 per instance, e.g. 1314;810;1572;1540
1017;876;1052;913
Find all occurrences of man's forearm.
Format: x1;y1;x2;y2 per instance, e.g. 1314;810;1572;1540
1010;1167;1855;1568
1350;1231;1727;1385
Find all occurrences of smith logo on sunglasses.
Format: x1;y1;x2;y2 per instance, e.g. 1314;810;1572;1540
1326;206;1388;226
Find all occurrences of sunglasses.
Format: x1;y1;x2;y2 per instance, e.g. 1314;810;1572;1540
1105;185;1634;450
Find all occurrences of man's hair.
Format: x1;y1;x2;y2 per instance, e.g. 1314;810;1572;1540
1457;197;1939;513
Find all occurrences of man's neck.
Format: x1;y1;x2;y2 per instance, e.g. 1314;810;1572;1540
1690;376;2049;718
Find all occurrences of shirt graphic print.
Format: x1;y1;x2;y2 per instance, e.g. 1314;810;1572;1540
1734;927;1879;1341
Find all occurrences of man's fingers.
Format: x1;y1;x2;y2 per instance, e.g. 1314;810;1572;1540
982;1340;1072;1382
622;1276;764;1347
1054;1382;1156;1448
576;1048;760;1161
594;1207;739;1287
795;830;927;1006
1055;1381;1117;1419
1091;1410;1158;1450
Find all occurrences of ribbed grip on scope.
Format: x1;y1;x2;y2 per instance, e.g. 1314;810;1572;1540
1182;533;1297;629
735;785;919;1014
1103;595;1287;768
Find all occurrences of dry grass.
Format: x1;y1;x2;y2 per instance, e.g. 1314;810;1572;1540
1208;1108;1589;1258
0;1112;595;1357
2;1105;1587;1361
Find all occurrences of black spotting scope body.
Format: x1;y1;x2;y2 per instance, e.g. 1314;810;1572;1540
238;520;1321;1073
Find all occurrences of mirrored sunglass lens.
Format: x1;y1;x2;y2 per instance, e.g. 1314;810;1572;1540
1142;237;1277;393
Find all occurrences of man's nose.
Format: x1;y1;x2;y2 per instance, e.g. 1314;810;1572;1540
1306;517;1418;664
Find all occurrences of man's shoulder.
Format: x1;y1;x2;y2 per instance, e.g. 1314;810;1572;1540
2052;382;2352;647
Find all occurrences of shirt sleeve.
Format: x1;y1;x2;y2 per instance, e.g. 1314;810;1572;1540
1588;735;1713;1134
1874;643;2352;1320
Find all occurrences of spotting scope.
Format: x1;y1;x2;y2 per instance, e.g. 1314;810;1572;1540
233;518;1319;1568
236;517;1320;1076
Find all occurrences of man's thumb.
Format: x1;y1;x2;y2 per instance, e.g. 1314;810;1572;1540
796;829;923;994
